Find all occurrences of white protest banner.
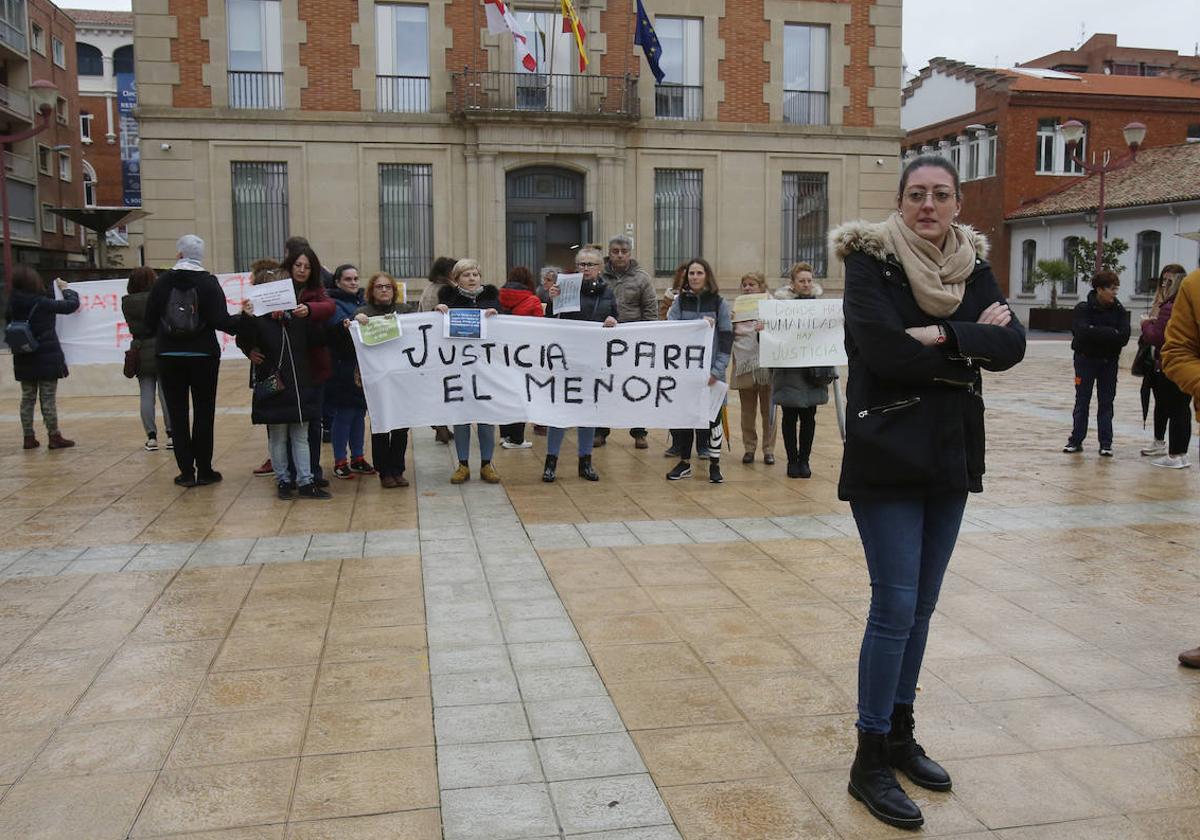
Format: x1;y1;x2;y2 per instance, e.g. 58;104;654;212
757;298;848;367
553;273;582;314
247;277;297;316
351;314;714;430
56;273;253;365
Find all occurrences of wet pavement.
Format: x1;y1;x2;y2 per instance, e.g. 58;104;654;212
0;339;1198;838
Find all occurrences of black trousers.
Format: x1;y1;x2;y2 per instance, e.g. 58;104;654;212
1151;369;1193;455
372;428;409;478
781;405;817;463
307;383;326;481
500;422;525;444
158;355;221;479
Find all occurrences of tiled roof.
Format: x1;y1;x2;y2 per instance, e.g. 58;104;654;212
1007;142;1200;220
64;8;133;27
903;58;1200;103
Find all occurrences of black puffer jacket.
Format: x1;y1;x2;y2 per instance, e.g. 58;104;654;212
546;279;618;323
830;220;1026;502
438;284;501;311
6;287;80;382
1070;291;1131;360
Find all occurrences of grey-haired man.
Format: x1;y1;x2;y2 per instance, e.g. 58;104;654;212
598;234;657;448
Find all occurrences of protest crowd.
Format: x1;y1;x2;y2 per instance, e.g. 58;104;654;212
7;153;1200;831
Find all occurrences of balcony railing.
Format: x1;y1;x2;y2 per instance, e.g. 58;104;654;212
4;151;35;182
377;75;431;113
0;16;27;56
654;84;702;121
782;90;829;126
228;70;285;110
451;70;638;120
0;82;31;122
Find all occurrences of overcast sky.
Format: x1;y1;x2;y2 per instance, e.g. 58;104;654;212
64;0;1200;75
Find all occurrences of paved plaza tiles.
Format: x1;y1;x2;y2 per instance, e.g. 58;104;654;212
0;339;1198;839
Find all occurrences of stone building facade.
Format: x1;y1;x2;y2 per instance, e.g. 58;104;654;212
133;0;903;292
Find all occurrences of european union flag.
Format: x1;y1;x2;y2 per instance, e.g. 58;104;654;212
634;0;665;84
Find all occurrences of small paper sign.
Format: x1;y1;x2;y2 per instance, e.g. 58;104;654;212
357;314;402;346
553;273;583;314
247;278;298;316
444;308;486;339
732;293;769;322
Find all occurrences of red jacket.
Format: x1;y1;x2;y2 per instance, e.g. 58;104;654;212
499;284;544;317
299;285;335;383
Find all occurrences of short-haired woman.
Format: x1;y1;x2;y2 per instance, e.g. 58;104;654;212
122;265;173;451
831;154;1025;829
355;272;416;487
7;266;80;450
1062;270;1130;456
731;272;776;465
666;258;733;484
436;258;501;483
1141;265;1193;468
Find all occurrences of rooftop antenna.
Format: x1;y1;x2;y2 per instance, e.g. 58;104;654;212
1078;22;1086;48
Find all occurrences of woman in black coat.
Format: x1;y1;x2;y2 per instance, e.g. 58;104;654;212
830;154;1025;830
122;265;173;451
7;265;80;449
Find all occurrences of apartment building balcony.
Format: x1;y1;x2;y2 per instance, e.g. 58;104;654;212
4;150;35;183
228;71;284;110
451;70;639;122
377;75;431;113
6;179;38;243
782;89;830;126
0;82;32;124
0;13;27;59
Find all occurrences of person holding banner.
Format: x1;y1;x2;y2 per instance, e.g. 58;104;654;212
122;266;173;452
598;234;657;449
144;234;245;487
327;265;376;480
354;273;415;487
541;248;619;483
666;258;733;484
730;272;775;466
436;259;502;484
831;155;1025;830
498;265;544;450
8;266;80;450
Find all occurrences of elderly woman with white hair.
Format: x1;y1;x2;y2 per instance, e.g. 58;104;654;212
143;234;246;487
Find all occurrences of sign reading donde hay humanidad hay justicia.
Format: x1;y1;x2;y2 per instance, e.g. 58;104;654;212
351;314;716;430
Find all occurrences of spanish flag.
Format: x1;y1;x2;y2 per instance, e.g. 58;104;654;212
561;0;588;72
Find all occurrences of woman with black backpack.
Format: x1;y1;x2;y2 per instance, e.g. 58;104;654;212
6;266;80;450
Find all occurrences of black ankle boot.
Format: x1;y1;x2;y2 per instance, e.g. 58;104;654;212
542;454;558;483
848;729;924;830
888;703;951;791
578;455;599;481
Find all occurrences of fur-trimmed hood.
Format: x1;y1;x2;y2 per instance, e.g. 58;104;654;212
828;219;990;263
774;284;824;300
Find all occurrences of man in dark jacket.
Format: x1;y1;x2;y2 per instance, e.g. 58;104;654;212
143;234;244;487
1063;270;1131;456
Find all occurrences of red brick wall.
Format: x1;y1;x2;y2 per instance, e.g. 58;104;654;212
79;94;124;207
444;0;486;78
599;0;634;78
717;0;768;122
841;0;874;127
28;0;84;254
297;0;359;110
170;0;211;107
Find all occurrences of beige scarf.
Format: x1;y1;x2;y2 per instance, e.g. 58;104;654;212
881;213;976;318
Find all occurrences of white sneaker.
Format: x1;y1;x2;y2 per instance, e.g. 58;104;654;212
501;440;533;450
144;436;158;451
1141;441;1167;456
1151;455;1190;469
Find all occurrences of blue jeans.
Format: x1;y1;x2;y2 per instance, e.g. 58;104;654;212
852;493;967;734
1069;354;1118;449
547;427;595;457
269;422;311;486
454;424;496;462
331;405;366;462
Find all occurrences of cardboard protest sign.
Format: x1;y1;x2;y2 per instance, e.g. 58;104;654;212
757;298;847;367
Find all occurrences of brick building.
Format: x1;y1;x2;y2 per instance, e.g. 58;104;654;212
901;58;1200;296
1019;33;1200;78
0;0;86;277
132;0;903;291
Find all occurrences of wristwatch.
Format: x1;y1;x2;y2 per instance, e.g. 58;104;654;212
934;324;947;345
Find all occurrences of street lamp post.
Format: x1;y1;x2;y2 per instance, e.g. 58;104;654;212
2;79;59;295
1060;119;1147;274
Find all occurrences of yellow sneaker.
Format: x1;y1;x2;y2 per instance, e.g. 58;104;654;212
480;463;501;484
450;463;471;484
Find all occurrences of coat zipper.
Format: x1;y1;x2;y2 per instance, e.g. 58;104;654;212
857;397;920;419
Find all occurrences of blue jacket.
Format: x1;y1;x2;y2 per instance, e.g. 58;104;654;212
326;287;367;410
667;289;733;380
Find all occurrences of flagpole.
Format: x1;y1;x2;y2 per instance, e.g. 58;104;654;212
547;10;556;109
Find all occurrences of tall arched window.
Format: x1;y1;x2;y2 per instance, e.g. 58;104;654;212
82;161;97;207
1135;230;1161;295
113;45;134;76
1021;239;1037;294
77;43;103;76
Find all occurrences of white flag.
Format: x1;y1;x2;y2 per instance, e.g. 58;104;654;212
484;0;538;72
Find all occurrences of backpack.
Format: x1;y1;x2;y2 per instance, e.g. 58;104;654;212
162;285;203;338
3;300;39;354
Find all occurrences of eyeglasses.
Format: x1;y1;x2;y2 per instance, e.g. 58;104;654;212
577;261;601;267
903;189;957;206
